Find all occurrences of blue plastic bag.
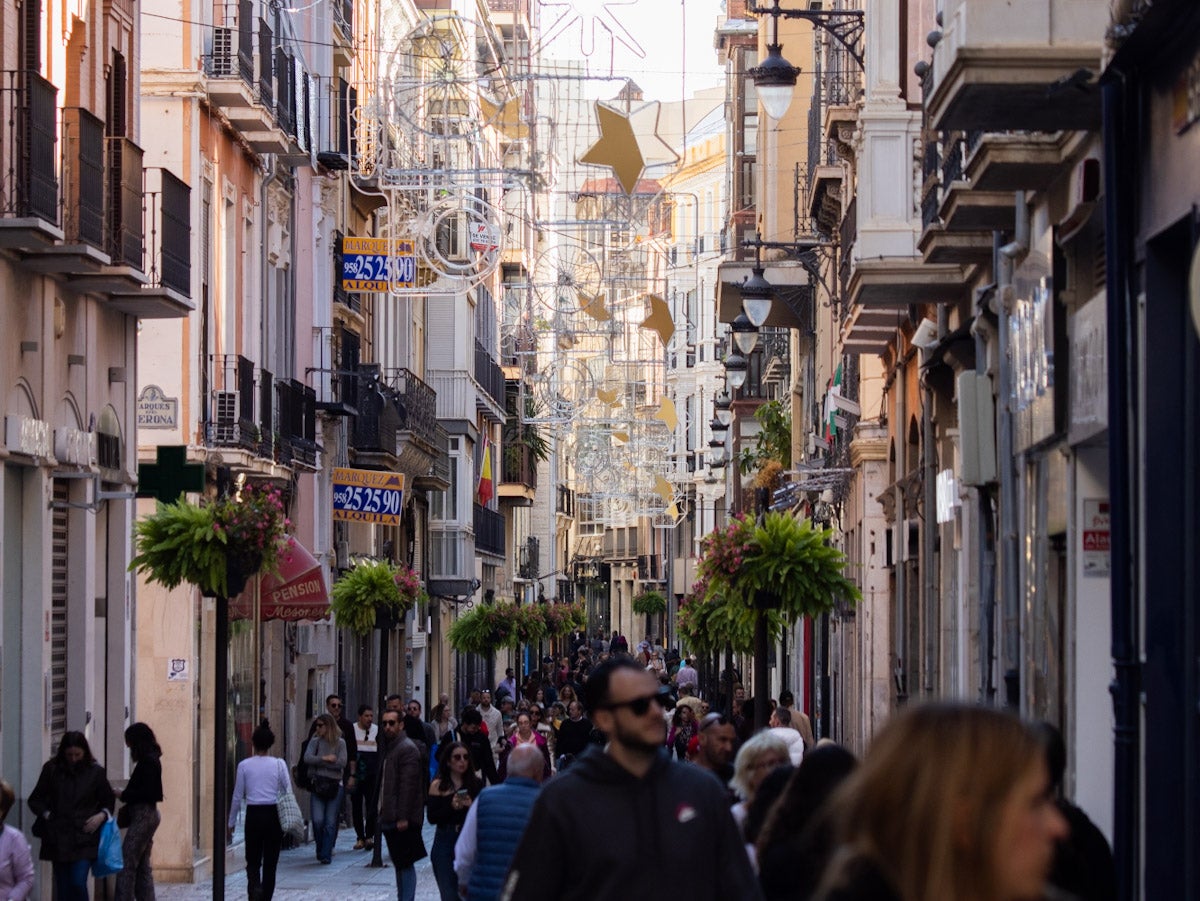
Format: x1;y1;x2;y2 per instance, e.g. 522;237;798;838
92;817;123;878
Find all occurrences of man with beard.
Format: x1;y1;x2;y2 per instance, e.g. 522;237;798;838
500;658;761;901
377;710;427;901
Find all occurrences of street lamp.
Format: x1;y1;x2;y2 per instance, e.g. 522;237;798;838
740;266;774;328
709;415;729;444
714;389;733;427
724;351;749;390
708;436;727;467
749;40;800;121
730;311;761;355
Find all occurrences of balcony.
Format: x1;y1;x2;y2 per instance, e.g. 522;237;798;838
204;8;290;154
635;554;665;583
110;168;193;318
517;536;540;581
0;70;61;250
350;365;443;486
964;129;1084;192
474;504;505;558
275;378;319;470
350;364;405;465
205;354;272;457
926;0;1105;132
761;328;791;388
499;442;537;504
331;0;354;67
918;132;1003;266
556;483;575;518
474;341;506;414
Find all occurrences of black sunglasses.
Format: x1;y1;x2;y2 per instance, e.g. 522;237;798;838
602;686;671;716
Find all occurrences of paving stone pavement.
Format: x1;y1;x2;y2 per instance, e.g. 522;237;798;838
152;820;443;900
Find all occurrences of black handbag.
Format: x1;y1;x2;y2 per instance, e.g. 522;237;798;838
117;805;131;829
310;775;340;801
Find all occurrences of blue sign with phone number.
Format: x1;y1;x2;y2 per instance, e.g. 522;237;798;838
341;237;415;291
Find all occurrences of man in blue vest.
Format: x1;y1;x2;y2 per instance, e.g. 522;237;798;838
453;743;544;901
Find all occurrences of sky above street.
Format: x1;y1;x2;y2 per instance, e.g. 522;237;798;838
537;0;727;101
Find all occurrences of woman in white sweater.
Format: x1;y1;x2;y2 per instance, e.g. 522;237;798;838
227;722;291;901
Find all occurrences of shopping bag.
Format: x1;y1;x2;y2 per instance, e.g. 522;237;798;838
92;817;124;878
276;759;305;842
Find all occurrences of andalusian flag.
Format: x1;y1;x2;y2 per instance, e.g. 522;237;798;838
477;438;494;505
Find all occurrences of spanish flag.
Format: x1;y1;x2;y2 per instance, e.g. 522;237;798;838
477;438;494;505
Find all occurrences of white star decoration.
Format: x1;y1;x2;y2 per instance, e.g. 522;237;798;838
537;0;645;59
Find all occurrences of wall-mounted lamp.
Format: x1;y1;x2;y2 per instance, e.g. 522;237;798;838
714;389;733;427
730;311;761;355
724;351;749;390
709;415;729;443
708;436;727;467
740;266;775;328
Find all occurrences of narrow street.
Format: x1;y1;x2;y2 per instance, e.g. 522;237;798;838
154;821;442;900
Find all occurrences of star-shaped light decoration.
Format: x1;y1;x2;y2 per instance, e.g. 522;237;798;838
536;0;643;59
579;101;679;196
639;294;675;346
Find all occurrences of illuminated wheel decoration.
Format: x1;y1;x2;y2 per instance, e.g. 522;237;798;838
412;192;504;286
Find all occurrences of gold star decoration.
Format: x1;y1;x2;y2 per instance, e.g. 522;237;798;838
639;294;674;346
652;397;678;432
580;292;611;322
579;102;645;195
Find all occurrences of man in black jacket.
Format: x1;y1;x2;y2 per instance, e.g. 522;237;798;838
500;657;762;901
458;707;499;785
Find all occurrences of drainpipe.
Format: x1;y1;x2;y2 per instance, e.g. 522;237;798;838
1101;65;1138;901
920;310;945;694
995;191;1028;708
970;274;998;703
893;353;907;704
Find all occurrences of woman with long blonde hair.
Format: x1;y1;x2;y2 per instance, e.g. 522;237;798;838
813;703;1068;901
302;712;347;865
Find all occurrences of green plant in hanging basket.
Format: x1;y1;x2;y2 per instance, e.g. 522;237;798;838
540;601;587;637
632;590;667;616
448;604;501;656
330;559;414;635
129;483;290;598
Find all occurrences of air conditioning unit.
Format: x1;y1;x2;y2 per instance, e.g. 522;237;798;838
210;27;235;76
212;390;239;443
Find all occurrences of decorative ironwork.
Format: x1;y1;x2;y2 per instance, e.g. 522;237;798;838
747;1;865;72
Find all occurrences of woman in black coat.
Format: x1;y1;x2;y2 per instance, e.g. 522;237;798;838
28;731;117;901
116;723;164;900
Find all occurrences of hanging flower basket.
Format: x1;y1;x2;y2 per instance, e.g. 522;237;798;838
330;559;419;636
448;601;563;655
129;484;290;598
632;590;667;616
539;601;586;637
682;511;861;652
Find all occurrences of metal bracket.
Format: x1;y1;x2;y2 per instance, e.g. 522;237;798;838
48;471;137;512
747;1;866;71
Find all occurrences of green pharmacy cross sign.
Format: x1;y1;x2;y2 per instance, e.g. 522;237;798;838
136;445;205;501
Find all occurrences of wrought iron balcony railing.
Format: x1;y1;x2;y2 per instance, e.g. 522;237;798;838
474;504;505;557
144;168;191;295
0;70;58;224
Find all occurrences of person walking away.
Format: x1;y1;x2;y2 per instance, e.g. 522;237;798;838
115;723;164;900
351;705;379;851
1035;722;1117;901
454;744;544;901
303;713;347;864
457;709;499;786
426;742;482;900
0;780;34;900
812;703;1068;901
377;710;427;901
501;657;762;901
756;744;858;901
227;722;291;901
28;731;116;901
729;732;790;845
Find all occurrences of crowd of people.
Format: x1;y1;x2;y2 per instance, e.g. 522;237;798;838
220;632;1116;901
17;629;1113;901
